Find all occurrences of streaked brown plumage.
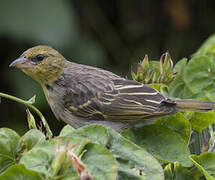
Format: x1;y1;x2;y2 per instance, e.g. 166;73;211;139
9;45;215;131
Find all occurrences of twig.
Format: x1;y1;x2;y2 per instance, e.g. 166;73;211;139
0;92;52;139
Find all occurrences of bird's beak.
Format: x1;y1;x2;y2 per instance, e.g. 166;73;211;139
9;56;31;69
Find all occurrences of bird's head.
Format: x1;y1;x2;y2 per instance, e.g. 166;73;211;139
10;45;66;85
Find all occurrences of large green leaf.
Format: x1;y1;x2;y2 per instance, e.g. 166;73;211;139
122;125;192;167
59;125;76;137
59;124;109;147
117;165;145;180
183;55;215;99
81;143;117;180
108;128;164;180
116;159;145;180
168;55;215;100
0;164;42;180
190;152;215;180
20;139;56;176
0;128;22;173
20;137;117;180
21;129;46;151
193;34;215;57
168;58;194;99
156;112;191;144
189;112;215;132
60;124;164;180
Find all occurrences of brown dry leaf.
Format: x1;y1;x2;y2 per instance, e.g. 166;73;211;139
67;149;93;180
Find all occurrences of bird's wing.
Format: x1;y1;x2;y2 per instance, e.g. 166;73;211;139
62;75;177;121
99;79;177;121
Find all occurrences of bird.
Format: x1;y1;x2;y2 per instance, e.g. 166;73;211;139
9;45;215;132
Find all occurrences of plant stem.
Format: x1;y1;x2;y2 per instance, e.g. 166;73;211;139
0;92;52;139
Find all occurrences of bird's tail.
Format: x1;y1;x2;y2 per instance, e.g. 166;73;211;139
175;99;215;112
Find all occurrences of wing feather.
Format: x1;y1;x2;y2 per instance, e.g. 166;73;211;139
60;64;177;121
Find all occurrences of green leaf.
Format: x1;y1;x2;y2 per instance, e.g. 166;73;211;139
20;140;56;177
58;173;78;180
59;125;76;137
117;166;145;180
108;128;164;180
183;55;215;99
0;128;21;173
0;164;42;180
190;152;215;180
168;75;192;99
168;58;194;99
194;34;215;57
189;112;215;132
60;125;164;180
59;124;109;147
81;143;117;180
156;113;191;144
20;137;117;180
174;58;188;74
122;125;192;167
60;125;161;179
164;162;195;180
148;83;168;92
27;95;36;104
21;129;46;151
20;138;88;177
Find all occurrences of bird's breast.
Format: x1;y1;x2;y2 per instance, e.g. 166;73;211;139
42;83;65;120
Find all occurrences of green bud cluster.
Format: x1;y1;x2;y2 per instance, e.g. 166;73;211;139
131;52;177;85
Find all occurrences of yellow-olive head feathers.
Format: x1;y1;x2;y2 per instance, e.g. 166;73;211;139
10;45;66;85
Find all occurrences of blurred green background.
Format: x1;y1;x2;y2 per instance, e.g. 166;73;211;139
1;0;215;135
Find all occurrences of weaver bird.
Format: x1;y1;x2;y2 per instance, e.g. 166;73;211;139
10;46;215;131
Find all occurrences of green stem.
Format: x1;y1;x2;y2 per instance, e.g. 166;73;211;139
0;92;52;139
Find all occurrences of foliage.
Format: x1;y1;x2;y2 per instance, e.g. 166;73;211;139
1;35;215;179
131;53;176;85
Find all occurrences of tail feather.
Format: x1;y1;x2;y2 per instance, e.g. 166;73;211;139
175;99;215;112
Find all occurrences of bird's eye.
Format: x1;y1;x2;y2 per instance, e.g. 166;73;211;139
36;54;45;61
